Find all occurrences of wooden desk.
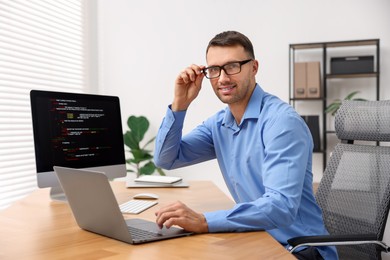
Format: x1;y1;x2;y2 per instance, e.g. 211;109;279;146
0;181;294;259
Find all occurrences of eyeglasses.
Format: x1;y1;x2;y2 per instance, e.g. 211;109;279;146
202;59;253;79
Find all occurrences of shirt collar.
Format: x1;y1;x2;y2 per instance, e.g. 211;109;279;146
222;84;264;129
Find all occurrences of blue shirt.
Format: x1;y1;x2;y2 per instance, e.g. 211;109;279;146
154;85;338;259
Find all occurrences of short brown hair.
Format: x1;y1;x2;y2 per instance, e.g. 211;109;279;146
206;31;255;59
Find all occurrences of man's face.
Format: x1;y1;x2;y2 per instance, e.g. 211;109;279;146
206;45;258;106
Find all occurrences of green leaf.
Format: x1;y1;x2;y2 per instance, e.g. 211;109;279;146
130;149;153;163
140;161;156;175
123;131;139;149
344;91;360;100
127;116;149;143
325;101;341;115
156;167;166;176
325;91;368;116
125;159;134;164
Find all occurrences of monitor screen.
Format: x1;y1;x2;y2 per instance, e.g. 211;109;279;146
30;90;126;194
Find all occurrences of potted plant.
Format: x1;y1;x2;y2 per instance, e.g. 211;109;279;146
123;115;165;177
325;91;367;116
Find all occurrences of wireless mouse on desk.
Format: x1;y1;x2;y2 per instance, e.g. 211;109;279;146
133;193;159;200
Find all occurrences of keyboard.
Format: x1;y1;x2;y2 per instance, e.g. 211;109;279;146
119;199;158;214
128;226;162;242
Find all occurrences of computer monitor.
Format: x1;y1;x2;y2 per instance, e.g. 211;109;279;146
30;90;126;201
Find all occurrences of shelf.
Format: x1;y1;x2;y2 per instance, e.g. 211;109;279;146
325;39;379;48
290;39;379;50
290;97;325;101
289;39;380;171
326;72;378;79
290;43;324;50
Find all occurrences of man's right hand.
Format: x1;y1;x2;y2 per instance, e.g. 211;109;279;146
171;64;205;111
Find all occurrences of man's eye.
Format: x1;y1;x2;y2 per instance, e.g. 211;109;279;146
208;67;219;73
225;63;239;70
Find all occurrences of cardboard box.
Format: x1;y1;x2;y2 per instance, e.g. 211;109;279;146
306;62;321;98
294;62;307;98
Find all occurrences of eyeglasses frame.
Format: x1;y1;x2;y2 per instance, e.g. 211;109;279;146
202;59;253;79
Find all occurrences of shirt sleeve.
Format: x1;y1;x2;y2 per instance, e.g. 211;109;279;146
205;113;312;232
154;105;216;170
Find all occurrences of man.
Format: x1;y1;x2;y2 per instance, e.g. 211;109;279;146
154;31;337;259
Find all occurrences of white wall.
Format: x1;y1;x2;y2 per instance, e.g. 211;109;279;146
96;0;390;256
96;0;390;192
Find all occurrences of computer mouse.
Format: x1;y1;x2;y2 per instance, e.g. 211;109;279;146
133;193;159;200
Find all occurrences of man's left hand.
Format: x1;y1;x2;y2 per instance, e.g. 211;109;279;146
155;201;209;233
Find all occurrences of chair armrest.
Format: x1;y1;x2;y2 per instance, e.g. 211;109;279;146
287;234;389;253
289;234;376;245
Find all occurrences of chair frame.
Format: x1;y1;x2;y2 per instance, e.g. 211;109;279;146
288;100;390;259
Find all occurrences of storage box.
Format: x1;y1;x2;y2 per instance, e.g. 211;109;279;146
294;62;307;98
306;62;321;98
294;62;321;98
330;56;374;75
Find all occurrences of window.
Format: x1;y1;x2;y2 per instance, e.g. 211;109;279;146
0;0;89;210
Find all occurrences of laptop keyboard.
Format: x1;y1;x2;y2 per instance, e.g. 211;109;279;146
119;199;158;214
128;226;162;241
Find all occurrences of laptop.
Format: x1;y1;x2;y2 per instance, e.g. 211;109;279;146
53;166;193;244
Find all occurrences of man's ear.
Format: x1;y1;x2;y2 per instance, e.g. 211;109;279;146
252;59;259;75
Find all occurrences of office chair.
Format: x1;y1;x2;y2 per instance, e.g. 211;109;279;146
288;100;390;260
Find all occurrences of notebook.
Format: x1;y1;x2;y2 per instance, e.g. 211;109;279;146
127;177;189;188
53;166;193;244
126;180;189;188
134;175;183;184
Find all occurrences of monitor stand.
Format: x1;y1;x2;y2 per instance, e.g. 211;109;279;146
50;186;67;202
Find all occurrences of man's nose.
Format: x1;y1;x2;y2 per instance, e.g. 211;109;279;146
218;69;230;82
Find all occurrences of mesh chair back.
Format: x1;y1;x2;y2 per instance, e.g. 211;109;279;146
316;100;390;260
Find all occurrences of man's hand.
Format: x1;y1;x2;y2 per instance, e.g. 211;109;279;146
172;64;205;111
155;201;209;233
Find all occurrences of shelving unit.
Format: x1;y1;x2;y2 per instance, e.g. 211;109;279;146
289;39;380;170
